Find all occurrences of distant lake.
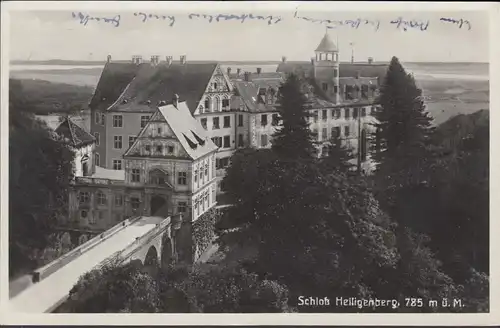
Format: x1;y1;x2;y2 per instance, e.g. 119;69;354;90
10;65;105;71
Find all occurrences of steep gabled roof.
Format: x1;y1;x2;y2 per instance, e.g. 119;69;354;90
158;102;218;160
55;116;95;148
90;62;217;114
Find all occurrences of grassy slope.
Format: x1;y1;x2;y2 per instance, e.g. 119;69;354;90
10;79;94;115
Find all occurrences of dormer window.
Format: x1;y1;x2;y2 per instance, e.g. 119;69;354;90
213;83;218;90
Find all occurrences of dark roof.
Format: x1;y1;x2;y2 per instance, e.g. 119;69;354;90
276;62;388;80
90;62;217;114
315;32;338;52
55;117;95;148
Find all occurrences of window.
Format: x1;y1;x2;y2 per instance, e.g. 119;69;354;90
94;132;100;146
333;85;338;94
312;128;318;138
156;145;163;153
261;134;268;147
97;192;107;206
332;126;340;138
80;210;88;219
322;128;328;141
167;145;174;154
194;198;199;215
238;114;243;127
344;125;350;137
101;114;105;125
213;82;218;90
201;118;207;130
370;106;376;115
130;197;140;210
205;163;209;178
157;127;162;134
178;201;187;213
261;114;268;127
272;114;279;126
200;168;204;182
131;169;140;182
89;215;96;225
353;107;359;119
178;171;187;185
216;158;220;169
205;98;210;110
238;134;244;147
78;191;90;204
113;136;123;149
220;157;230;168
128;136;137;148
212;117;220;129
115;194;123;207
223;136;230;148
222;99;229;109
194;169;198;183
112;115;123;128
314;111;318;123
344;108;350;119
140;115;150;128
361;107;366;117
335;108;341;119
223;116;230;128
322;110;327;121
95;153;100;166
94;112;101;124
145;145;151;152
322;83;328;91
212;137;222;148
112;159;122;170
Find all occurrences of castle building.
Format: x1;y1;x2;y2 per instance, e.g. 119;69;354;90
66;97;218;238
65;32;386;234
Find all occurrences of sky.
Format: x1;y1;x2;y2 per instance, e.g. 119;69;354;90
7;5;490;63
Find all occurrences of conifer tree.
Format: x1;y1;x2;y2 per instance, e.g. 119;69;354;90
370;56;434;184
271;73;316;160
321;134;356;174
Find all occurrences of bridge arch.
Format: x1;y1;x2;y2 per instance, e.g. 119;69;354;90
144;245;159;267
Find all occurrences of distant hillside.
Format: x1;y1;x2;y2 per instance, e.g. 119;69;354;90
434;109;489;152
10;79;94;115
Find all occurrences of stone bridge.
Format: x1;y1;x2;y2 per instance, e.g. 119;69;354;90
9;215;183;313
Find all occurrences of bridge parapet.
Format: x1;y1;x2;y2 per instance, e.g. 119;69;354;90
31;216;142;284
100;216;177;268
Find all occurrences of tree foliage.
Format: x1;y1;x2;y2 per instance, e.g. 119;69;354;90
271;73;317;160
9;79;75;277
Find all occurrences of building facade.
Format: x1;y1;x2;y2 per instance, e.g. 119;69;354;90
66;100;218;233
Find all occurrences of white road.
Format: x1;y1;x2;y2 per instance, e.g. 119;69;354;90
9;216;163;313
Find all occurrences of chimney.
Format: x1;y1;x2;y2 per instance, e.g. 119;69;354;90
311;57;314;65
180;55;186;65
236;68;241;76
151;55;159;66
166;56;172;66
107;55;112;63
368;57;373;65
132;55;143;65
356;71;361;79
256;67;262;74
172;94;179;108
244;71;251;82
282;56;287;63
227;67;232;75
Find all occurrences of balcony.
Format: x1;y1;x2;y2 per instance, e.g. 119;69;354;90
74;177;124;186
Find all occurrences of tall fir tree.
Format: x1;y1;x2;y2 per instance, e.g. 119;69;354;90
370;56;434;184
321;134;356;174
271;73;316;160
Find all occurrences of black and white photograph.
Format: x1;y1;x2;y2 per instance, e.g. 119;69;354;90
2;1;497;324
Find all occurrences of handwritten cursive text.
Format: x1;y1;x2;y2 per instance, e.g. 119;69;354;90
71;12;121;28
390;17;429;31
133;12;176;27
440;17;472;31
189;13;282;25
294;11;380;31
